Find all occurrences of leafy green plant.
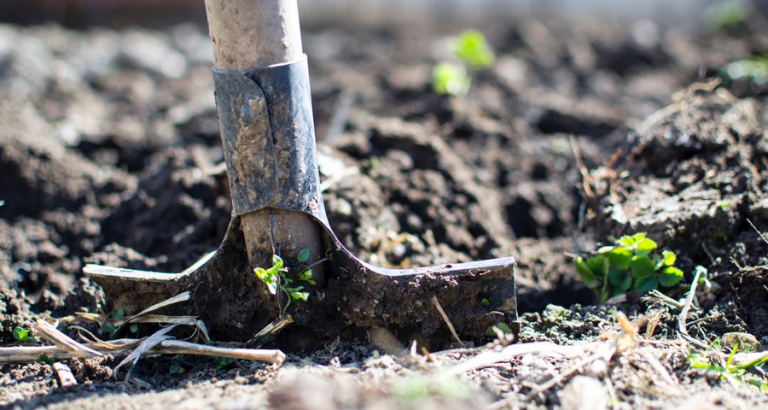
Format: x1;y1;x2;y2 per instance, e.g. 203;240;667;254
13;327;30;343
254;254;313;311
432;30;495;96
574;233;684;303
720;55;768;86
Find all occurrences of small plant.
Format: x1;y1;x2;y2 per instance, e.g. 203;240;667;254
574;233;684;303
707;1;746;30
688;345;768;391
720;55;768;86
432;30;495;96
38;353;56;364
212;356;234;370
254;254;314;311
13;327;30;343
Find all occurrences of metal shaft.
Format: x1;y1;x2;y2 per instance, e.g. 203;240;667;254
204;0;325;280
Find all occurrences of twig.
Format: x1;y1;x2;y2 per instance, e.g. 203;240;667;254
446;342;589;377
569;135;594;198
52;363;78;387
432;296;465;348
0;338;285;365
32;320;103;359
152;340;285;364
525;346;614;401
678;267;705;336
747;219;768;245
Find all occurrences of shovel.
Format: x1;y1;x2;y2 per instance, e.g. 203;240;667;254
84;0;516;344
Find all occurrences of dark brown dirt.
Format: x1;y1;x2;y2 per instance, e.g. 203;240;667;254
4;11;768;410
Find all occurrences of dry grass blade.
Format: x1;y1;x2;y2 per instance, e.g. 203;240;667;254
128;315;210;343
114;325;178;379
125;291;191;322
432;296;465;348
32;320;103;359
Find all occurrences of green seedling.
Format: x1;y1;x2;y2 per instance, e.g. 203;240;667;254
720;55;768;86
716;200;732;209
574;232;684;303
130;323;139;334
13;327;30;343
454;30;495;68
485;323;512;337
432;30;495;96
213;356;234;370
169;362;185;374
688;345;768;391
480;298;490;307
254;254;313;312
38;353;56;364
707;1;746;30
111;308;125;321
433;62;471;96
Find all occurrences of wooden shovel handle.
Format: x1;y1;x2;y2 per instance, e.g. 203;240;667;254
204;0;303;69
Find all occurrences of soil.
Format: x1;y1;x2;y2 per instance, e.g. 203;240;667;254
3;12;768;410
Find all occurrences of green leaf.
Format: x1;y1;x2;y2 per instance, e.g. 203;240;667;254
597;246;615;254
593;288;610;304
13;327;29;342
297;249;310;263
607;247;633;269
630;256;656;280
608;267;632;292
575;257;600;288
635;238;657;257
618;233;645;247
298;267;313;282
254;267;278;295
634;276;659;292
112;308;125;321
432;62;471;96
453;30;495;67
480;298;490;307
658;266;684;287
291;291;309;302
38;353;56;364
169;362;184;374
130;324;139;333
